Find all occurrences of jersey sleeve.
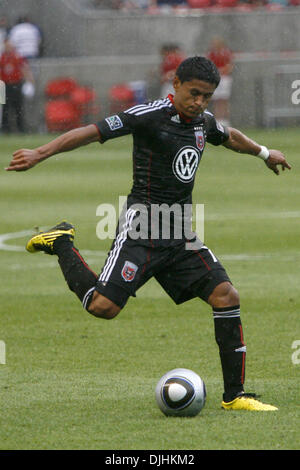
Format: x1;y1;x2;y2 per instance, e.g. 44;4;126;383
95;109;142;143
204;112;230;146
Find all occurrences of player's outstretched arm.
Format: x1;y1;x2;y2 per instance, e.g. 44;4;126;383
5;124;100;172
223;127;291;175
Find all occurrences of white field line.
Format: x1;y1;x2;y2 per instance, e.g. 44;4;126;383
200;210;300;221
0;229;34;252
1;224;300;271
0;228;106;257
2;210;300;252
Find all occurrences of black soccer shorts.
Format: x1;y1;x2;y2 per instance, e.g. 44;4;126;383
95;235;231;309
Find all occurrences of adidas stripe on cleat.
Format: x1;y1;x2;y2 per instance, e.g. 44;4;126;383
222;393;278;411
26;221;75;255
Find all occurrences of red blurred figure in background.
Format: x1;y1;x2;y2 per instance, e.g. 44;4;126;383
207;37;234;126
0;38;34;133
160;44;185;98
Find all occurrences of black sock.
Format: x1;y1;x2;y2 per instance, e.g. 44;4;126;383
53;236;98;310
213;305;246;402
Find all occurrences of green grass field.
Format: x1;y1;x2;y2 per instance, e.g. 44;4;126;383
0;130;299;450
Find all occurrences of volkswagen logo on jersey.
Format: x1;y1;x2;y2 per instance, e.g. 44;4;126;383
172;147;200;183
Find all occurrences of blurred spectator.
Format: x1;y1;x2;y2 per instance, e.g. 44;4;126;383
267;0;288;6
93;0;122;8
0;39;35;133
160;44;185;98
8;16;43;59
0;16;8;55
241;0;266;6
94;0;300;7
152;0;188;6
94;0;298;8
122;0;152;8
207;37;234;126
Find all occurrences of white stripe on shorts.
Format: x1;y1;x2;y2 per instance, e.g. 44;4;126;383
82;286;96;309
99;208;136;283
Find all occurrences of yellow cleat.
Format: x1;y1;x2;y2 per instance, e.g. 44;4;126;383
222;393;278;411
26;221;75;255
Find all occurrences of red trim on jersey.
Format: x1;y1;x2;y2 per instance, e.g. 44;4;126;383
72;247;98;278
239;324;245;384
146;151;155;248
147;151;152;202
141;248;151;275
194;250;211;271
239;324;245;346
168;93;175;104
241;352;246;385
93;123;103;142
167;93;192;123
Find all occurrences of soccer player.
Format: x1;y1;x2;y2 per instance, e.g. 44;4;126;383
6;56;291;411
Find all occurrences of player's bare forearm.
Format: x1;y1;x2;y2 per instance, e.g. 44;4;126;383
35;125;100;159
223;127;261;155
6;124;100;172
223;127;291;175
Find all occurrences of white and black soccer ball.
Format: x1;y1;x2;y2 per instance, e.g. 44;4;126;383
155;368;206;417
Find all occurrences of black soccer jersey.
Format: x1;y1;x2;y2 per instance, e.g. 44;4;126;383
96;95;229;207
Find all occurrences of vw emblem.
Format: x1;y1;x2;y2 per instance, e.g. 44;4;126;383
172;147;200;183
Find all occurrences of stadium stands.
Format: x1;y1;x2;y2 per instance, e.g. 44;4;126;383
3;0;300;132
90;0;300;10
108;83;136;114
187;0;212;8
45;77;99;131
105;0;300;10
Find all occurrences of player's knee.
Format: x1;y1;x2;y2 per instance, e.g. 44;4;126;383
208;282;240;308
88;292;121;320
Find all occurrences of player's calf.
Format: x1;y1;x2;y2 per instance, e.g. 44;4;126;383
213;305;246;402
26;222;102;314
207;282;245;402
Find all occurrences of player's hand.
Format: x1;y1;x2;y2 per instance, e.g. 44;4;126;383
5;149;41;172
265;150;291;175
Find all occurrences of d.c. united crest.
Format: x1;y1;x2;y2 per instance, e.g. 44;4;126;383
195;129;204;151
121;261;138;282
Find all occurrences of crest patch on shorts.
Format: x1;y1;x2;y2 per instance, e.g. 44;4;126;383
121;261;138;282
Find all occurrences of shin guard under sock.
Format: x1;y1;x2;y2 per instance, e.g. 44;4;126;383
213;305;246;402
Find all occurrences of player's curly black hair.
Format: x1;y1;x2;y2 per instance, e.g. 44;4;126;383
176;56;220;87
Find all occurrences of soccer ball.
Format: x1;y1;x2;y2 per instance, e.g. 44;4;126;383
155;368;206;417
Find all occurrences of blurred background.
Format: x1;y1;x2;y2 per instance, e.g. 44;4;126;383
1;0;300;134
